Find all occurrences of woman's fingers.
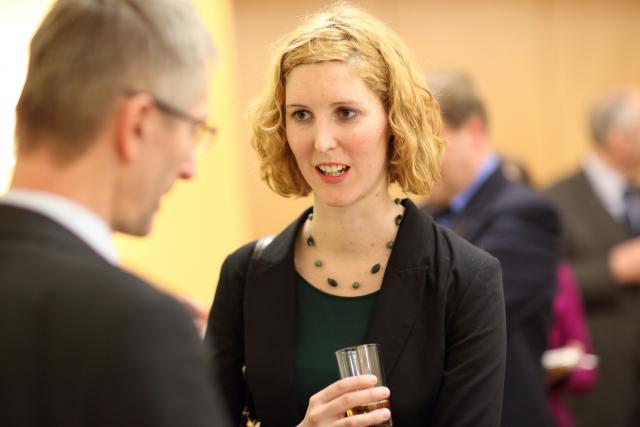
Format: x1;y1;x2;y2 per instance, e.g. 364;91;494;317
300;375;392;427
334;408;391;427
322;385;390;418
311;375;378;404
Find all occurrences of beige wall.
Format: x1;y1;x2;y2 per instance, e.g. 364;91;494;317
0;0;50;193
234;0;640;238
115;0;249;304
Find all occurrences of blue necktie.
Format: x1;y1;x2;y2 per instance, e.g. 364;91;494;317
623;185;640;236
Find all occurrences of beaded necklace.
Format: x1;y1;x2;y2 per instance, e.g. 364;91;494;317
305;198;403;289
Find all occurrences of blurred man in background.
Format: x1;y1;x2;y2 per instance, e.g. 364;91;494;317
0;0;228;426
423;72;560;427
545;89;640;427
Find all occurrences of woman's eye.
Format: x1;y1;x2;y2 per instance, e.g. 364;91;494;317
292;110;311;120
338;108;356;119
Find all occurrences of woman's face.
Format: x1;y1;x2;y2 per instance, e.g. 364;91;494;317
284;61;390;208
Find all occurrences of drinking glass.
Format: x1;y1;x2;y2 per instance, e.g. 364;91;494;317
335;343;392;426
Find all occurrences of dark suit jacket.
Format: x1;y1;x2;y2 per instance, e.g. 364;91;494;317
206;199;506;427
426;166;560;427
546;170;640;427
0;204;228;427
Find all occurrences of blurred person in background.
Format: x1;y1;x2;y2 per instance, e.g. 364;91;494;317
545;88;640;427
0;0;228;426
544;263;598;427
206;3;507;426
422;72;560;427
499;157;598;427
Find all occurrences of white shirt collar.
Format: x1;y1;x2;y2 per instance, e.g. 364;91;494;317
0;189;118;265
582;153;628;221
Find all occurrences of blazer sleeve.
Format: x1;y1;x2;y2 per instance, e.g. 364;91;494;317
432;256;507;427
205;243;255;426
474;197;560;325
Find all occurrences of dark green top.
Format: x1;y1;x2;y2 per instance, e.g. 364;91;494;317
294;272;379;418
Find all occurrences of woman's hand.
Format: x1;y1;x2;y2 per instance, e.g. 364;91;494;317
297;375;391;427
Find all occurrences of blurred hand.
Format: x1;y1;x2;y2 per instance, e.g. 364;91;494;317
546;365;572;385
545;341;585;385
177;296;209;339
297;375;391;427
609;237;640;285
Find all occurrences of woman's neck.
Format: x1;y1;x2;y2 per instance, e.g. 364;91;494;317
306;191;404;254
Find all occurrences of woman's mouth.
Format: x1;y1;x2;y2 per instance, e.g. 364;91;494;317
317;164;350;177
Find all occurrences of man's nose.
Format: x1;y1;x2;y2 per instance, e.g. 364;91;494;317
179;153;197;180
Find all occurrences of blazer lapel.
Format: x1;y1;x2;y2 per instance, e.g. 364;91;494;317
367;200;430;380
575;171;630;238
244;211;307;426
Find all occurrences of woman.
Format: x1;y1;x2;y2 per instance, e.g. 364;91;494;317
546;263;598;427
206;3;506;426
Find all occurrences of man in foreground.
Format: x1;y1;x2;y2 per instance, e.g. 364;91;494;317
0;0;228;425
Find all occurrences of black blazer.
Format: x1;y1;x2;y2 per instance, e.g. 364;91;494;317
0;204;228;427
207;199;506;427
426;167;560;427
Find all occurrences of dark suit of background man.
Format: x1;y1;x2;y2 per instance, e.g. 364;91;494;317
0;0;229;426
545;89;640;427
422;72;560;427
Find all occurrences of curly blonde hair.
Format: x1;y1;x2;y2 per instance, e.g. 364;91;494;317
249;1;444;197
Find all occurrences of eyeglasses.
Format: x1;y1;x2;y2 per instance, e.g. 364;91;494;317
123;88;217;153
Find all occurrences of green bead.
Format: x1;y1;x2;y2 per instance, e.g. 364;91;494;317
327;278;338;287
394;198;401;205
371;264;381;274
352;282;360;289
314;260;322;267
395;214;403;226
306;235;315;247
386;240;394;249
308;212;314;221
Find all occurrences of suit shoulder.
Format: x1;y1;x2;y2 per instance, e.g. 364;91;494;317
220;240;259;274
435;224;502;280
0;247;198;350
545;171;584;197
73;260;193;329
487;182;560;233
498;180;557;212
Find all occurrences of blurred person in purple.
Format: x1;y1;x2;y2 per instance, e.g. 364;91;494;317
545;263;598;427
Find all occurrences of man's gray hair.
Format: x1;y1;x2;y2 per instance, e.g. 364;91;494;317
15;0;215;159
589;89;640;146
426;71;488;130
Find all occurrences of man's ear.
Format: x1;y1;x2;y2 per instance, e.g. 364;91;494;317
114;94;155;163
465;115;486;137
